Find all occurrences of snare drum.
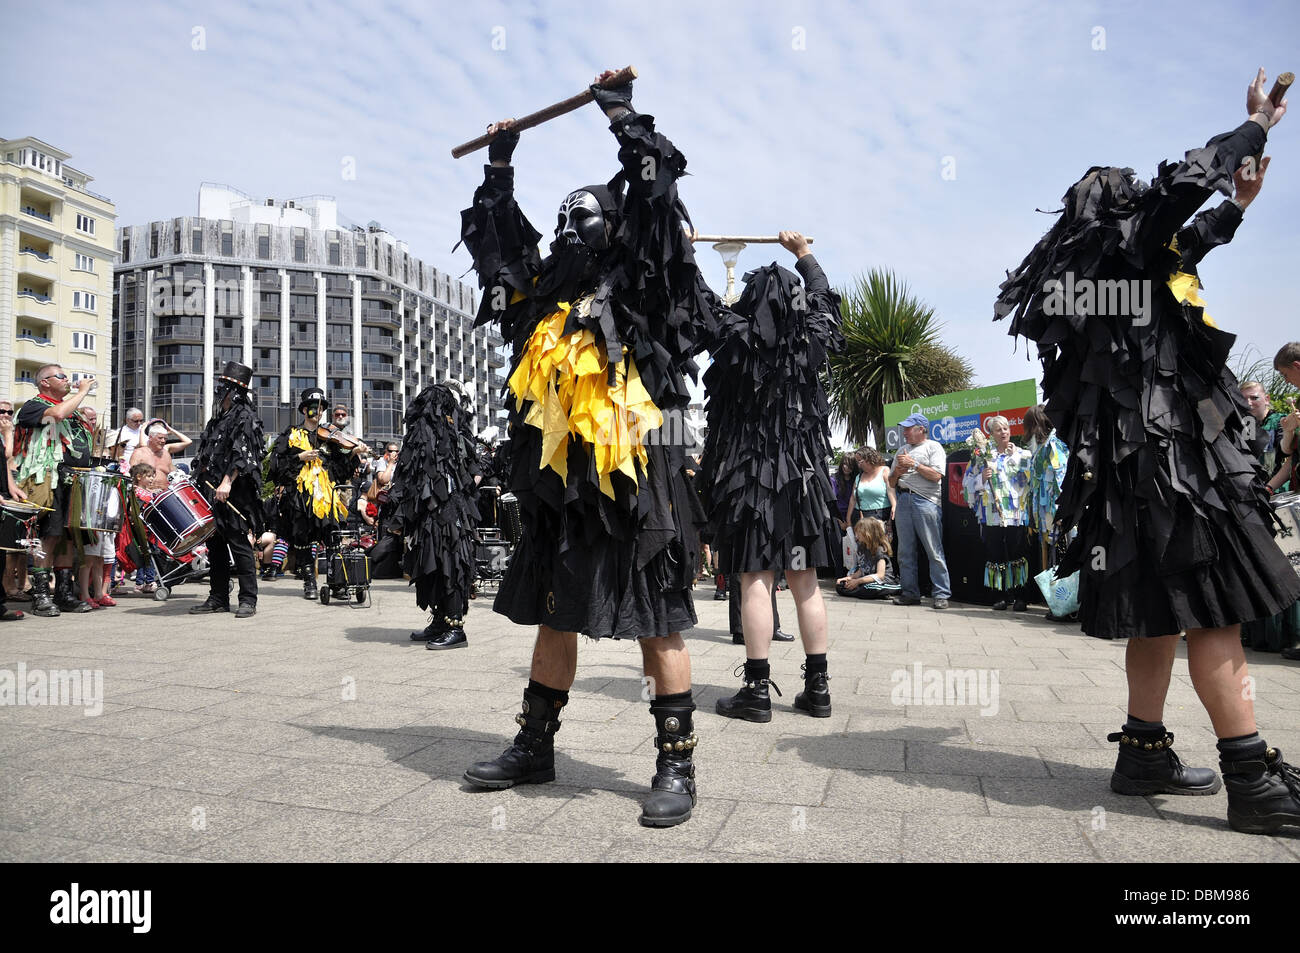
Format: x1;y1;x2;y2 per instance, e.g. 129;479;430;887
0;500;44;552
141;479;215;556
1273;491;1300;558
66;469;126;534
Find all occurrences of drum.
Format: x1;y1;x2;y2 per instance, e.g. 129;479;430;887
0;500;44;552
499;492;522;544
141;479;215;556
66;469;126;534
1273;492;1300;559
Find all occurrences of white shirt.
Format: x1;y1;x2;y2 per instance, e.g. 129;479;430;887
893;439;946;504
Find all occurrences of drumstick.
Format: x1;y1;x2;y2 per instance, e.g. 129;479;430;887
202;480;250;524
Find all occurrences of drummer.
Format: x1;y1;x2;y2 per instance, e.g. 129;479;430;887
73;406;115;612
11;364;94;618
129;419;192;490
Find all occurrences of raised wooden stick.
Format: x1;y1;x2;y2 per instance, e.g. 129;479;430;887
692;234;815;245
451;66;639;159
1270;72;1293;106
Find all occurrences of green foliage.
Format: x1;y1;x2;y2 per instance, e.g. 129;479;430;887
826;269;974;445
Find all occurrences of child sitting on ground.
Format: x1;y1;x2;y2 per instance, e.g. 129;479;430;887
836;517;901;599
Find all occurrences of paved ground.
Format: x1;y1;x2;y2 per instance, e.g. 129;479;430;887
1;575;1298;863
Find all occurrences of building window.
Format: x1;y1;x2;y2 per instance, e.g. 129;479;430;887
71;331;96;352
72;291;97;312
221;224;233;256
76;213;96;235
74;253;96;272
293;229;306;263
150;227;159;258
328;241;340;266
174;224;182;254
122;236;130;260
356;243;366;268
192;227;203;254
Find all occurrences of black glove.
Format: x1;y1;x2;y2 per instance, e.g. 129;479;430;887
487;127;520;164
590;78;634;116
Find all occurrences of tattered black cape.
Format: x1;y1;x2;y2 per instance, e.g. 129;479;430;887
995;119;1300;639
387;383;481;617
190;394;265;537
460;111;709;639
701;256;844;573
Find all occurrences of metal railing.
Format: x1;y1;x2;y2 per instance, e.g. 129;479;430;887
22;207;53;222
19;247;54;262
18;290;51;303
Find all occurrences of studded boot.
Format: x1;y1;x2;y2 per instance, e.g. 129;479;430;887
716;661;780;723
792;663;832;718
640;698;698;828
30;570;60;618
1107;724;1221;796
463;688;563;789
1220;741;1300;835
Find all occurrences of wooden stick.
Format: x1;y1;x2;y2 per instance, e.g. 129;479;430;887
691;234;815;245
1269;72;1293;106
451;66;639;159
202;480;249;524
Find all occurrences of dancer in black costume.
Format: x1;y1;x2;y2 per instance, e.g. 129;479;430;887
702;232;844;723
458;70;710;827
189;361;265;618
390;379;481;650
994;70;1300;834
270;387;364;601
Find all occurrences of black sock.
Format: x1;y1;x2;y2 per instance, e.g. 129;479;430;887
1216;732;1267;775
652;689;693;708
526;679;569;709
742;659;770;683
805;653;828;676
1123;714;1166;738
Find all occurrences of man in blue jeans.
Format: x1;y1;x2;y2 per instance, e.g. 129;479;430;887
888;413;951;609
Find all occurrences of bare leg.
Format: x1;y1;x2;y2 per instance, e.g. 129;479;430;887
77;562;93;604
740;571;775;661
640;632;691;695
1186;625;1256;738
531;624;578;690
785;568;828;655
1125;634;1178;722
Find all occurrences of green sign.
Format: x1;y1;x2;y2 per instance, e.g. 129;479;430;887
882;379;1038;448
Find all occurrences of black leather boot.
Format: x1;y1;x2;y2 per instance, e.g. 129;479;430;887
716;662;780;723
410;616;447;641
640;700;697;828
426;615;467;650
792;663;832;718
30;570;60;618
1106;727;1221;796
463;689;562;788
1221;744;1300;835
54;568;82;611
303;573;317;601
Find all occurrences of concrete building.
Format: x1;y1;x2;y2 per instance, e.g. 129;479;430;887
0;137;115;412
113;183;506;446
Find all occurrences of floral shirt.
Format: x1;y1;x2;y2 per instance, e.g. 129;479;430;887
962;442;1032;527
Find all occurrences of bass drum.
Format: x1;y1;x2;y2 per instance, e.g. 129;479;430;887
1272;491;1300;560
141;479;215;556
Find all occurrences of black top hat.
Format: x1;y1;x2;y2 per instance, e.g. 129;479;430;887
217;361;253;389
298;387;328;412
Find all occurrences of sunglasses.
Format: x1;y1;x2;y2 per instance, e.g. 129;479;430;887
39;373;69;382
334;412;348;417
0;410;11;416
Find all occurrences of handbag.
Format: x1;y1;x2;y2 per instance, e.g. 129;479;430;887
1034;532;1079;615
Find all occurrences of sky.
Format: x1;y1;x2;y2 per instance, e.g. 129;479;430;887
5;0;1294;413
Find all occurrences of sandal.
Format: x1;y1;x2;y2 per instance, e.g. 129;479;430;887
95;594;117;607
0;608;25;621
7;590;31;603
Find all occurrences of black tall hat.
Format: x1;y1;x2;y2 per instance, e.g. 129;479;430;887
298;387;327;412
217;360;253;389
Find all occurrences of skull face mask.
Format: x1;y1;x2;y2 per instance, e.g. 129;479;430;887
556;190;608;250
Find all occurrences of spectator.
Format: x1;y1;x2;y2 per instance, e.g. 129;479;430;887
111;407;146;470
962;416;1034;611
1023;404;1072;619
831;455;855;530
129;419;190;489
0;399;30;604
848;446;896;543
888;412;951;609
330;404;356;437
836;517;901;599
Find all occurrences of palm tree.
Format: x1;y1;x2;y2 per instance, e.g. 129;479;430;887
826;269;972;446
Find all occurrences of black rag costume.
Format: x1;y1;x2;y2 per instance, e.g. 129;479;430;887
190;362;265;610
270;390;354;587
388;381;481;644
700;256;844;574
459;111;709;641
994;119;1300;640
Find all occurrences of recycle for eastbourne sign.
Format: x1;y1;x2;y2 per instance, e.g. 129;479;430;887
881;379;1038;450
